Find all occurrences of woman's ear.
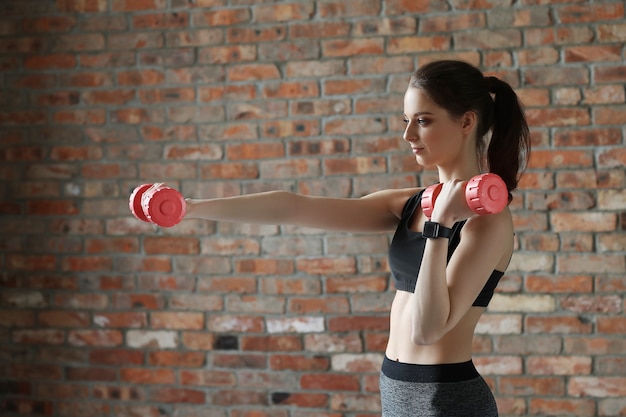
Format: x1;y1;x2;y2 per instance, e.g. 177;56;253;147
461;111;477;134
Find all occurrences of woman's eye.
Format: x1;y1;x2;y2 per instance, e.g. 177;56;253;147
417;118;428;125
402;117;409;124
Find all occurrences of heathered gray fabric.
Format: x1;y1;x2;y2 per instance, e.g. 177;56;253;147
379;372;498;417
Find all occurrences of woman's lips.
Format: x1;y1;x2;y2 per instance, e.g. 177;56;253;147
411;147;424;154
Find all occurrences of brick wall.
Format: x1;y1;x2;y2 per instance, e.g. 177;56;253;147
1;0;625;416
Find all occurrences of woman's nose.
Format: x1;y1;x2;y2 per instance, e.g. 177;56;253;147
403;122;417;142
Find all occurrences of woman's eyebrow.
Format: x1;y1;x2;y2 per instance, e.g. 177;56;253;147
404;111;434;117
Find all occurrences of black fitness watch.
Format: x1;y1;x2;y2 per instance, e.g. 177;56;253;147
422;221;453;239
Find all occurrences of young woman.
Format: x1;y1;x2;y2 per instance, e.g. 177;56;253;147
183;60;530;416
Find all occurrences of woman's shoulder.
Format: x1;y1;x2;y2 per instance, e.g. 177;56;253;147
373;187;424;219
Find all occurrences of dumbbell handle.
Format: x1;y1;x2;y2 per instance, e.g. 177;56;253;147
129;183;186;228
421;173;507;219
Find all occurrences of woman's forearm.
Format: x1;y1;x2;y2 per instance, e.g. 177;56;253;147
185;190;299;225
411;238;451;345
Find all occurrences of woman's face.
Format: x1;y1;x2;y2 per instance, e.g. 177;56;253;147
402;86;467;169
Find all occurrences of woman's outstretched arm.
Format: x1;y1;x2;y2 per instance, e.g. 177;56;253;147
185;188;417;233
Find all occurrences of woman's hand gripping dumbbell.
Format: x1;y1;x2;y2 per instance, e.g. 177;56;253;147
420;173;508;219
129;183;186;228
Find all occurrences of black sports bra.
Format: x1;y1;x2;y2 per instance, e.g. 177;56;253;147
388;190;503;307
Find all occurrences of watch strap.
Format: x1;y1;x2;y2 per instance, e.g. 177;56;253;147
422;221;453;239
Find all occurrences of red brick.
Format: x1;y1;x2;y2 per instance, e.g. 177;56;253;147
226;142;285;160
111;0;166;12
527;356;592;375
181;332;214;350
330;392;381;412
300;373;360;391
147;351;205;367
0;310;35;327
24;53;76;69
498;376;565;396
93;385;144;401
111;293;164;309
53;109;107;124
272;392;329;408
594;65;626;83
475;356;523;375
456;29;521;50
327;316;389;332
192;8;250;26
212;353;266;369
67;366;118;382
197;276;257;293
12;330;65;345
226;25;286;44
56;0;108;13
526;275;592;293
148;387;205;404
561;296;622;314
270;354;330;371
151;312;204;330
557;3;624;24
211;389;267;406
179;370;236;386
530;398;596;416
62;256;113;272
296;257;357;275
526;316;593;334
292;21;350;39
235;258;294;275
241;335;302;352
132;12;188;29
597;317;626;335
121;368;176;384
89;349;144;365
565;44;622;63
117;69;164;86
0;110;47;125
594;106;626;125
227;63;281;81
207;315;264;333
389;35;450;54
288;297;350;314
6;255;57;271
68;330;123;347
568;376;626;397
386;0;448;13
143;237;199;255
38;311;90;328
322;38;384;57
254;3;313;22
109;32;164;50
92;312;147;328
62;71;112;87
38;382;89;399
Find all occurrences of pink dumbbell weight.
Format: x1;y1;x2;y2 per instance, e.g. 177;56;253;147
421;173;508;218
129;183;186;228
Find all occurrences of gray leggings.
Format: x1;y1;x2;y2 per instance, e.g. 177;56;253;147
380;356;498;417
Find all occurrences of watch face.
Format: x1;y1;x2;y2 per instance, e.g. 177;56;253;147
423;221;438;238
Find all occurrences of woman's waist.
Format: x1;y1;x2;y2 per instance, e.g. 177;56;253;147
381;355;480;383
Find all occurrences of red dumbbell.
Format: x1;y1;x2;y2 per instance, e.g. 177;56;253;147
129;183;186;228
421;173;508;219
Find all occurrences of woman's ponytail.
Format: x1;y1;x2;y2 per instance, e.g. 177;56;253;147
484;76;530;201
